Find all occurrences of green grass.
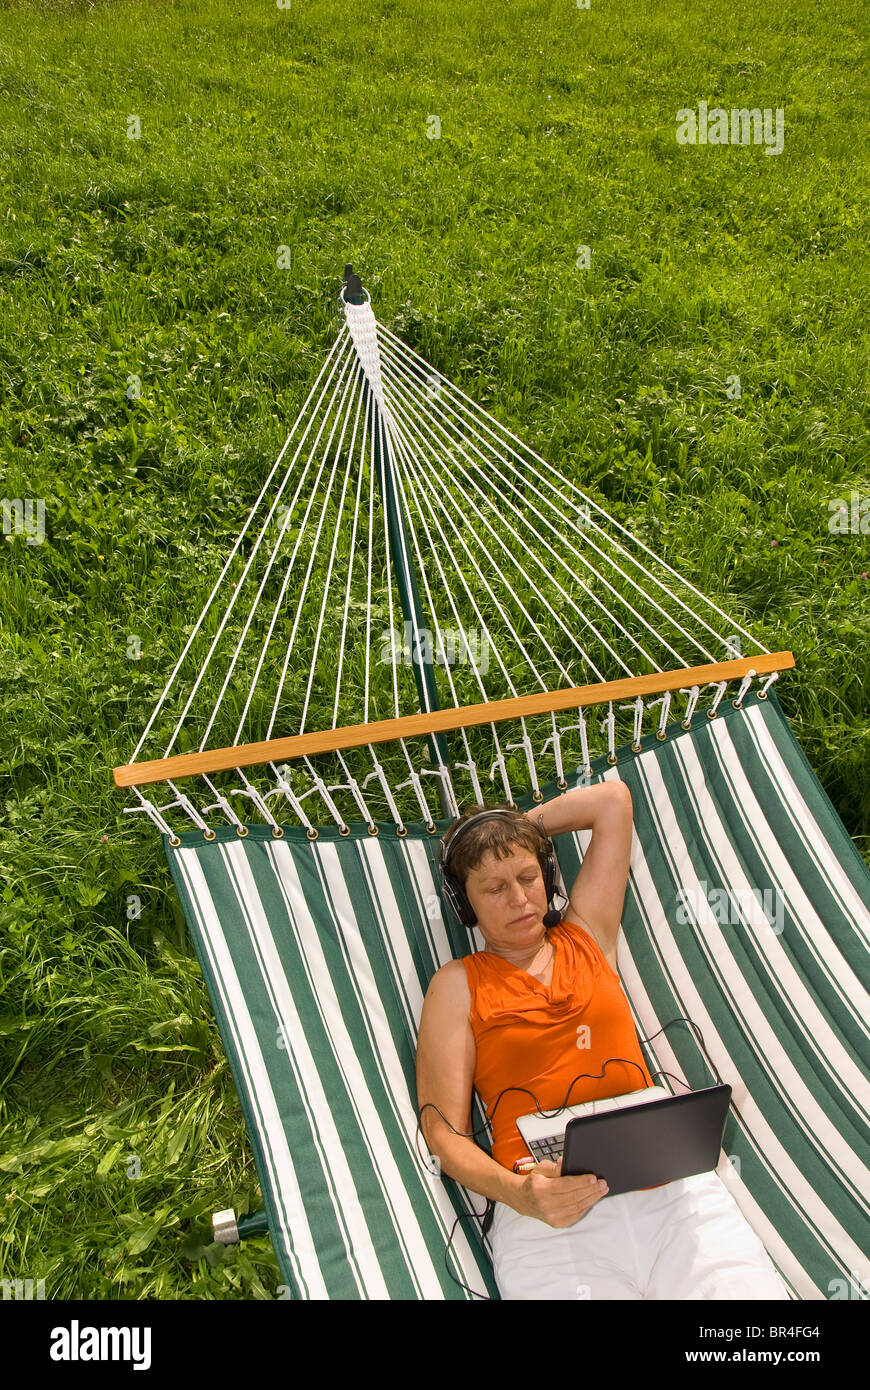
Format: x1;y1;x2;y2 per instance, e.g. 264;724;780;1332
0;0;868;1299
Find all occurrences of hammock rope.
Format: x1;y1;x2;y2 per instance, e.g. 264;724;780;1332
117;286;790;842
113;269;868;1303
376;315;771;661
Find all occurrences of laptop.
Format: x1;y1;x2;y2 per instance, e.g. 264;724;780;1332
516;1085;671;1163
516;1084;732;1195
561;1084;732;1194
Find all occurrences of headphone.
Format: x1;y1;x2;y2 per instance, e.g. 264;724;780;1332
438;808;567;929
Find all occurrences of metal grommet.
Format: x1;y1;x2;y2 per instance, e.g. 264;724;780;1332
397;824;408;837
338;824;350;837
681;719;692;731
236;825;249;838
757;690;768;700
271;825;285;839
169;834;181;848
307;827;319;840
340;284;372;306
367;823;379;836
707;708;717;720
631;741;642;753
656;731;667;741
203;828;216;841
425;822;438;835
607;753;618;765
731;699;743;711
532;790;544;803
556;777;568;791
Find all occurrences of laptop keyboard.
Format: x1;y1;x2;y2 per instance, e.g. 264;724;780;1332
528;1134;565;1163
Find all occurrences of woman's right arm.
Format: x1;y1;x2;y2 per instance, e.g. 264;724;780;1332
415;962;608;1226
416;960;526;1209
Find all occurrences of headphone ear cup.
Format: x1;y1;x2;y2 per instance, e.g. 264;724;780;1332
541;843;565;925
541;843;557;903
441;869;476;927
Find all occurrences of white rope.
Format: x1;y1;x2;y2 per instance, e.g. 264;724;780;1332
386;398;552;807
419;761;461;821
363;400;378;726
379;340;665;678
380;400;520;804
708;680;729;716
600;702;617;761
331;749;378;828
619;696;645;750
539;711;568;787
362;747;406;827
200;775;247;832
377;320;769;661
331;395;370;731
503;731;542;798
380;354;619;683
125;296;785;835
380;404;402;723
296;371;368;736
681;684;701;724
233;347;365;747
164;328;358;758
265;762;319;832
300;756;352;829
395;744;437;826
556;707;593;777
343;326;511;811
166;780;210;831
488;743;515;806
232;769;284;832
388;394;575;726
388;416;531;705
647;691;673;739
122;787;176;839
452;753;486;806
216;336;361;748
129;327;350;765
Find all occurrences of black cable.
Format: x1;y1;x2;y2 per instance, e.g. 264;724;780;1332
417;1016;725;1298
443;1206;497;1299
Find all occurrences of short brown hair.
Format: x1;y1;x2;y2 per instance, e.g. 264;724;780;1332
440;802;548;887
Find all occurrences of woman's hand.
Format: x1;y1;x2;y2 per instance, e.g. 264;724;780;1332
515;1158;609;1227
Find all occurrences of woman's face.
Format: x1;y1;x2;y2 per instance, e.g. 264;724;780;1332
463;846;549;954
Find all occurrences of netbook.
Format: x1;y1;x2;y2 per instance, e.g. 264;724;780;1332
517;1085;671;1163
517;1084;732;1195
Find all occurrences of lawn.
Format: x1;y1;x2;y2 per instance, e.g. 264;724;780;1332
0;0;867;1299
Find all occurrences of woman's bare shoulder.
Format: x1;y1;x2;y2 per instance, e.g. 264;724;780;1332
423;957;472;1010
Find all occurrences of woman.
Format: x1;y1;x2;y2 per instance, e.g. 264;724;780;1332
415;783;791;1300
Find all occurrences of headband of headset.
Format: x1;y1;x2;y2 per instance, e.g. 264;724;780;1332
439;808;563;929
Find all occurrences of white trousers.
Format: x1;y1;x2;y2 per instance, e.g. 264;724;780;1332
490;1170;791;1301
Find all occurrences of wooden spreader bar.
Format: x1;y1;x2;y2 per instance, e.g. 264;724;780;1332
113;651;794;789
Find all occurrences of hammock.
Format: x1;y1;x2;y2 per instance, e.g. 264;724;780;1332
114;267;870;1301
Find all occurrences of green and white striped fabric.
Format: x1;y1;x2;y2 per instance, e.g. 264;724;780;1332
166;689;870;1300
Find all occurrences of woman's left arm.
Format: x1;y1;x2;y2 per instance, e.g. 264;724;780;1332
525;782;634;963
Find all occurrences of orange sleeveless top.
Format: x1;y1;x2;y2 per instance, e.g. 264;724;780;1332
462;918;656;1172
